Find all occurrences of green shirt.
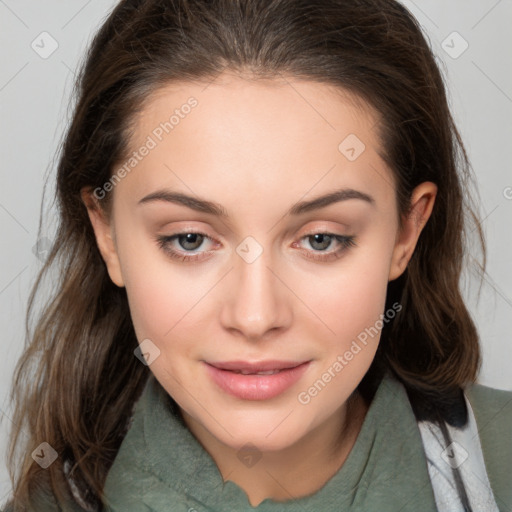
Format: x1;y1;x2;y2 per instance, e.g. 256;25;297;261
3;372;512;511
102;371;512;511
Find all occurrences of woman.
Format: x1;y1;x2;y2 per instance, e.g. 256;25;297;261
3;0;511;511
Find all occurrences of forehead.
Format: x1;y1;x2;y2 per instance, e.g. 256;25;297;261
114;73;395;215
131;72;380;150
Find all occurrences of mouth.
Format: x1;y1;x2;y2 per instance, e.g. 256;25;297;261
208;360;306;373
204;360;311;400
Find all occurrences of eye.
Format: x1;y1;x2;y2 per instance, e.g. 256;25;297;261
294;232;357;262
156;231;217;262
155;230;356;263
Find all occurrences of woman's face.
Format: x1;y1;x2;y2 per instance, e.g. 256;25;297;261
86;73;435;452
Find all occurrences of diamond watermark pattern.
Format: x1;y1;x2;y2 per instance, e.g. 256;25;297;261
31;442;58;469
441;31;469;59
237;442;262;468
134;338;161;366
441;441;469;469
338;134;366;161
236;236;263;264
32;236;52;261
31;32;59;59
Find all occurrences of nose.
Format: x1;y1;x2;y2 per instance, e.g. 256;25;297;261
220;244;291;341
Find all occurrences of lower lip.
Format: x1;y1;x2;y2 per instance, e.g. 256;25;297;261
204;361;311;400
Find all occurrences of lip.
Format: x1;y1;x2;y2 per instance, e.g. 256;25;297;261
208;360;307;372
204;360;311;400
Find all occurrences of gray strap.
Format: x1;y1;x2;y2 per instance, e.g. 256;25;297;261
417;393;499;512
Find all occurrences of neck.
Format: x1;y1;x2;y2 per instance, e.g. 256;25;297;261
180;391;369;507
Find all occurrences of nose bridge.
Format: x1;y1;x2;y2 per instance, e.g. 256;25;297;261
222;235;286;338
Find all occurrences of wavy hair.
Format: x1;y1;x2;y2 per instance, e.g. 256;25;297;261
4;0;486;509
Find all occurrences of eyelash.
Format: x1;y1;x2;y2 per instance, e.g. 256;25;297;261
155;230;357;263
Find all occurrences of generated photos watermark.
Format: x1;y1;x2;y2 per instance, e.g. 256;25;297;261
93;97;199;200
297;301;402;405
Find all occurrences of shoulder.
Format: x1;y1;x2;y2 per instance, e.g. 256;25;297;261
465;380;512;432
464;381;512;509
466;380;512;408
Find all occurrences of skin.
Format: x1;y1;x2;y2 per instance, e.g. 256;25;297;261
82;72;437;506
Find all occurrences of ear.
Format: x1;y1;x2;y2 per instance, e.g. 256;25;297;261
388;182;437;282
80;187;125;287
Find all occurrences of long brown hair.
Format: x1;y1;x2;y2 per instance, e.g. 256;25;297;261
3;0;486;509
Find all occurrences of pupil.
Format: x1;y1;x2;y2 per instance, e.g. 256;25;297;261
311;234;330;250
181;233;202;250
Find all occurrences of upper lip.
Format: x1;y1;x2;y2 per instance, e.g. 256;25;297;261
206;360;309;372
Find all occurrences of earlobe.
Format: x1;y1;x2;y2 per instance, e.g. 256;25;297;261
388;182;437;282
80;188;125;288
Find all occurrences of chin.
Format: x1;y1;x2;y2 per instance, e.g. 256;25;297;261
225;430;302;454
210;411;312;453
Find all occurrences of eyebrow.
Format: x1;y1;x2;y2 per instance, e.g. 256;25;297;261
137;187;375;217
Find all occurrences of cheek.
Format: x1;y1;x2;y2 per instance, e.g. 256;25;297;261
296;246;393;349
120;246;218;373
115;230;189;341
124;262;200;344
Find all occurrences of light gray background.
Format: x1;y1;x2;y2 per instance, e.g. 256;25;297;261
0;0;511;501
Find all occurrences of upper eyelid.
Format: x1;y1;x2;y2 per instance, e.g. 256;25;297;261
160;222;352;239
